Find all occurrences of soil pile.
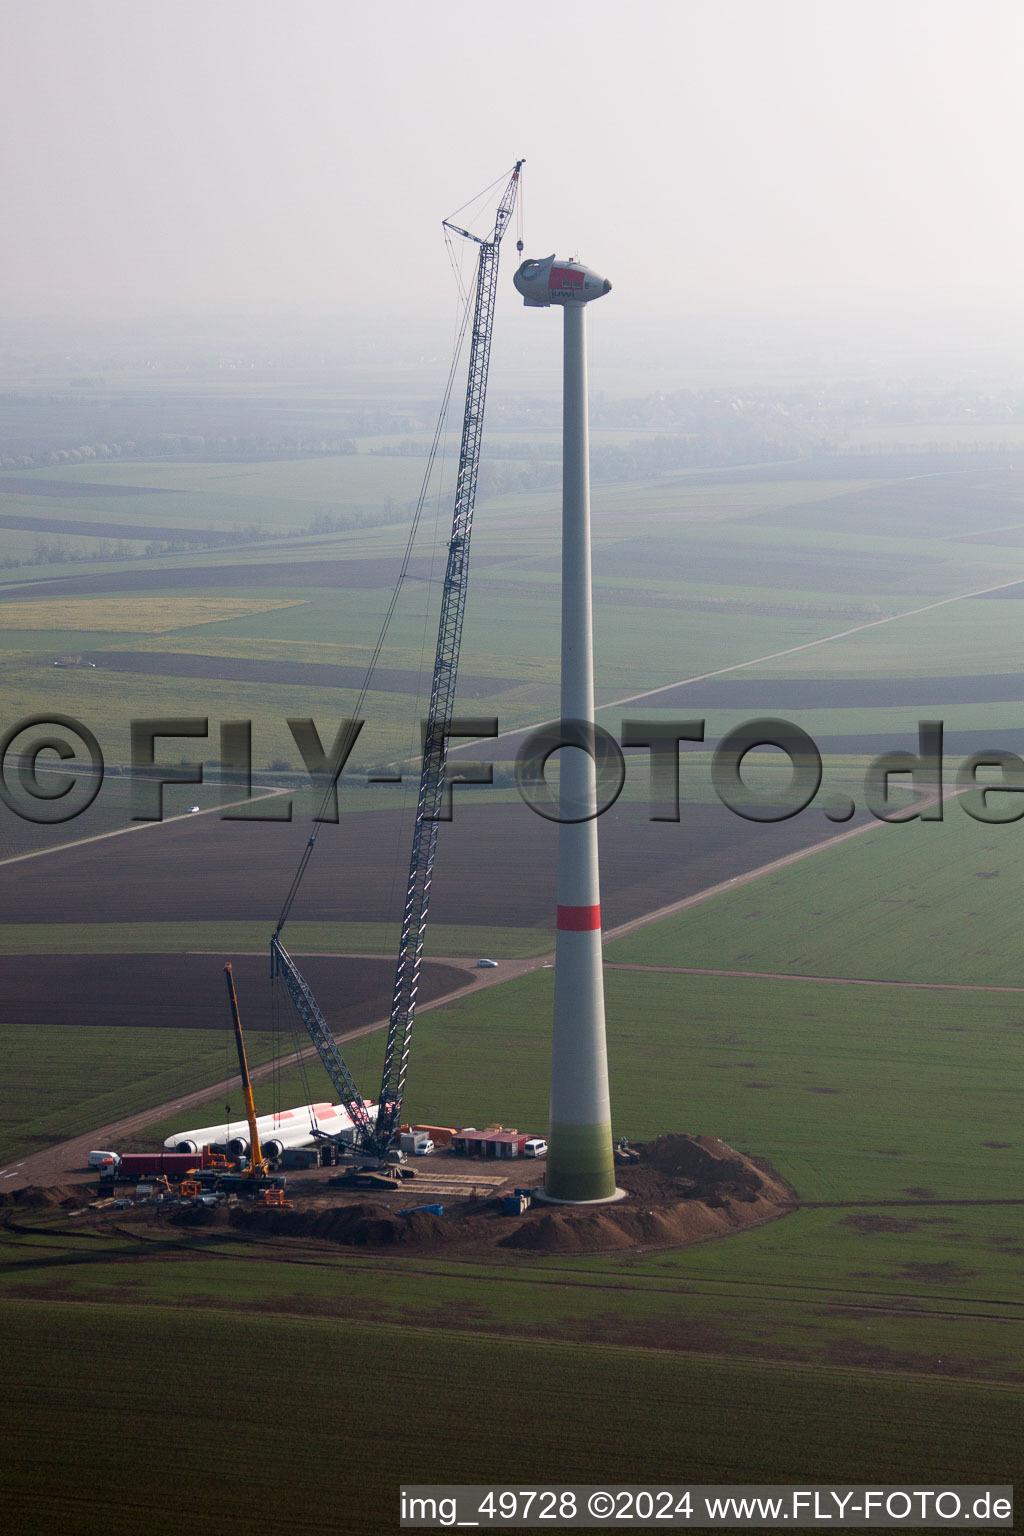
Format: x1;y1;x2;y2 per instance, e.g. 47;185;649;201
499;1135;793;1254
639;1134;763;1197
168;1203;232;1229
0;1184;87;1211
0;1183;93;1232
230;1199;456;1248
498;1201;755;1253
499;1211;627;1253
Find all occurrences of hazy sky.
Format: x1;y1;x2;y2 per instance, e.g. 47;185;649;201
2;0;1022;321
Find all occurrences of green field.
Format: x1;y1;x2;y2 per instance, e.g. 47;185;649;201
2;1303;1016;1536
6;449;1024;780
6;435;1024;1530
0;919;551;959
604;803;1024;986
735;597;1024;679
0;1022;277;1169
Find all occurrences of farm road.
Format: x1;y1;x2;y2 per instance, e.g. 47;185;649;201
605;964;1024;995
0;786;292;870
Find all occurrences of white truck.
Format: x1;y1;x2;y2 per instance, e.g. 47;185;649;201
399;1131;435;1156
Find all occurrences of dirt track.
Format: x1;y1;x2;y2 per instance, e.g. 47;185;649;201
605;962;1024;994
0;513;234;541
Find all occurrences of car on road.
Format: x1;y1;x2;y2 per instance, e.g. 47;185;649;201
475;958;498;968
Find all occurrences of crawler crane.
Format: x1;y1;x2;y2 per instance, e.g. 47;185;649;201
270;161;523;1160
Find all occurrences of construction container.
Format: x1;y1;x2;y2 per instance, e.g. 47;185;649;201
117;1151;211;1178
280;1147;320;1170
503;1193;530;1216
411;1125;457;1147
451;1130;530;1160
399;1203;444;1217
400;1131;431;1154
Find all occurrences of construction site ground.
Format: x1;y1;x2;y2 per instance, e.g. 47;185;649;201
2;1136;796;1259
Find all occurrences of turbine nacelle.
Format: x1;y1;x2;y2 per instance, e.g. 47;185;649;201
513;254;611;307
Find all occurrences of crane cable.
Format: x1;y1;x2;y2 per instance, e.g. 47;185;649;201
373;298;458;1032
443;167;511;229
273;260;479;938
270;970;283;1118
444;224;470;309
291;1012;316;1132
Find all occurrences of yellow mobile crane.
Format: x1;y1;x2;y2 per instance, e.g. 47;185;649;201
223;964;285;1202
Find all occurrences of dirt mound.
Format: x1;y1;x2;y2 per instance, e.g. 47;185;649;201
230;1200;456;1248
637;1134;764;1199
168;1204;232;1228
499;1188;778;1255
0;1184;86;1210
499;1211;634;1253
500;1136;793;1255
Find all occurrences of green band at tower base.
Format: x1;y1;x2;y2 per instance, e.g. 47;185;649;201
545;1121;617;1203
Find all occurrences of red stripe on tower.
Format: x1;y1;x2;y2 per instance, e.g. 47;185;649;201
557;904;601;931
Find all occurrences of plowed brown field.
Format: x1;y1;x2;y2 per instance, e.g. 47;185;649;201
0;952;468;1031
0;799;869;928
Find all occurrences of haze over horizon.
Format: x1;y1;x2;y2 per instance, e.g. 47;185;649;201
2;0;1023;380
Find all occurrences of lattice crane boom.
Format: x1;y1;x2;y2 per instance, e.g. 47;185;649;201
373;161;522;1151
268;162;522;1158
270;934;375;1138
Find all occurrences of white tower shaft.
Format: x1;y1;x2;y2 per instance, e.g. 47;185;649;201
545;301;617;1203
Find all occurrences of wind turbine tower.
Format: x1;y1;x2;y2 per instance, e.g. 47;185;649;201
513;253;621;1204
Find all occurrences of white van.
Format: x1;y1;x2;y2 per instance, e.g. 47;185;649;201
523;1139;548;1158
